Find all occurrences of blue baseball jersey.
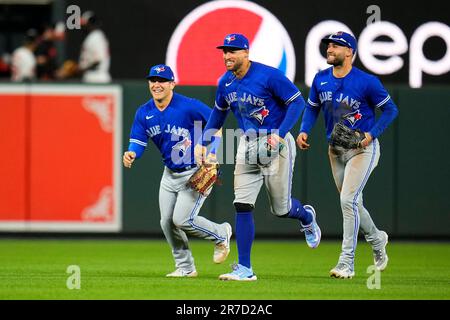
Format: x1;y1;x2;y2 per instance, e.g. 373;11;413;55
306;66;393;138
215;61;302;133
128;93;211;170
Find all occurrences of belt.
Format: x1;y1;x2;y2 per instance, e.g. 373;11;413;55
169;165;197;173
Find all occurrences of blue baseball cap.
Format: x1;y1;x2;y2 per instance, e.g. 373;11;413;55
217;33;249;50
146;64;175;81
322;31;357;53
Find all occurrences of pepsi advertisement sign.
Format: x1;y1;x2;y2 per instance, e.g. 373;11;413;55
165;0;449;87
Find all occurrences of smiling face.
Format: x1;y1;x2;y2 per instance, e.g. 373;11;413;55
326;42;353;67
222;48;249;73
148;77;175;105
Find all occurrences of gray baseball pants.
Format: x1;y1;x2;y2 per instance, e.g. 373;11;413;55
329;139;387;268
159;167;229;272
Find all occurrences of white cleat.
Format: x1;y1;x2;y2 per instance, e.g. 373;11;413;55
166;268;198;278
373;231;389;271
214;223;232;264
330;263;355;279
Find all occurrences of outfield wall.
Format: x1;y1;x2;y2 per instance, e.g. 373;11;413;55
0;82;449;237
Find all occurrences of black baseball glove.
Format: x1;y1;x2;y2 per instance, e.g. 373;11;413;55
330;122;366;149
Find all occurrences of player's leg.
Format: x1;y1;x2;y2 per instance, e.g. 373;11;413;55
333;140;380;277
355;141;389;271
159;170;197;277
219;136;262;281
172;182;232;264
329;146;355;278
264;133;321;248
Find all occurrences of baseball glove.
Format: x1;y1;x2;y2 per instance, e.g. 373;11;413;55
56;59;79;79
256;134;286;166
330;122;366;149
186;162;220;196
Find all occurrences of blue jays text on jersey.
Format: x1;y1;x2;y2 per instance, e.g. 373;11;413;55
128;93;211;170
214;61;304;136
301;66;398;139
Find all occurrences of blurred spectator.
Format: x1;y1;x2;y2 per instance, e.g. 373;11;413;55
57;11;111;83
79;11;111;83
0;54;11;78
11;28;38;82
35;23;64;80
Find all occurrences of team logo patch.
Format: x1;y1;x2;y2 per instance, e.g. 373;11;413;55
172;137;192;157
250;106;270;125
154;66;165;73
225;35;236;43
343;110;362;126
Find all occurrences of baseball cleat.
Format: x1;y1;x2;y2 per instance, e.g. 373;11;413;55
373;231;389;271
166;268;198;278
330;263;355;279
219;263;257;281
300;205;321;248
213;223;232;264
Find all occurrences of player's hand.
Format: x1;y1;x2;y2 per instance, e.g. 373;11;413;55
194;144;207;165
123;151;136;168
266;133;285;150
359;132;373;148
205;152;218;165
296;132;310;150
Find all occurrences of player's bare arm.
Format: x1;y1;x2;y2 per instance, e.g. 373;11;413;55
123;151;136;168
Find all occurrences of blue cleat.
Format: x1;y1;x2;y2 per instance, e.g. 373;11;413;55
219;263;257;281
300;205;321;249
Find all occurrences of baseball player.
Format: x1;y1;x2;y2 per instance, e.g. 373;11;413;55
123;64;232;278
195;34;321;281
297;32;399;279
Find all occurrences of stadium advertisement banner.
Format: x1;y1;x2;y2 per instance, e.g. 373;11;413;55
165;0;450;87
0;85;122;232
70;0;449;86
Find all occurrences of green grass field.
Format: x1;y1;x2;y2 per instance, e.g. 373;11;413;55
0;239;449;300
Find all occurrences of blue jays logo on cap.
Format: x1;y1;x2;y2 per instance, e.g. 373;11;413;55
146;64;175;81
322;31;357;53
217;33;249;50
226;35;235;43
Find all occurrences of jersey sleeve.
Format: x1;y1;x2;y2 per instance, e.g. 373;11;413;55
366;75;392;108
128;107;148;158
267;69;302;106
214;86;230;111
307;73;320;107
191;99;212;123
197;101;211;123
190;99;213;144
